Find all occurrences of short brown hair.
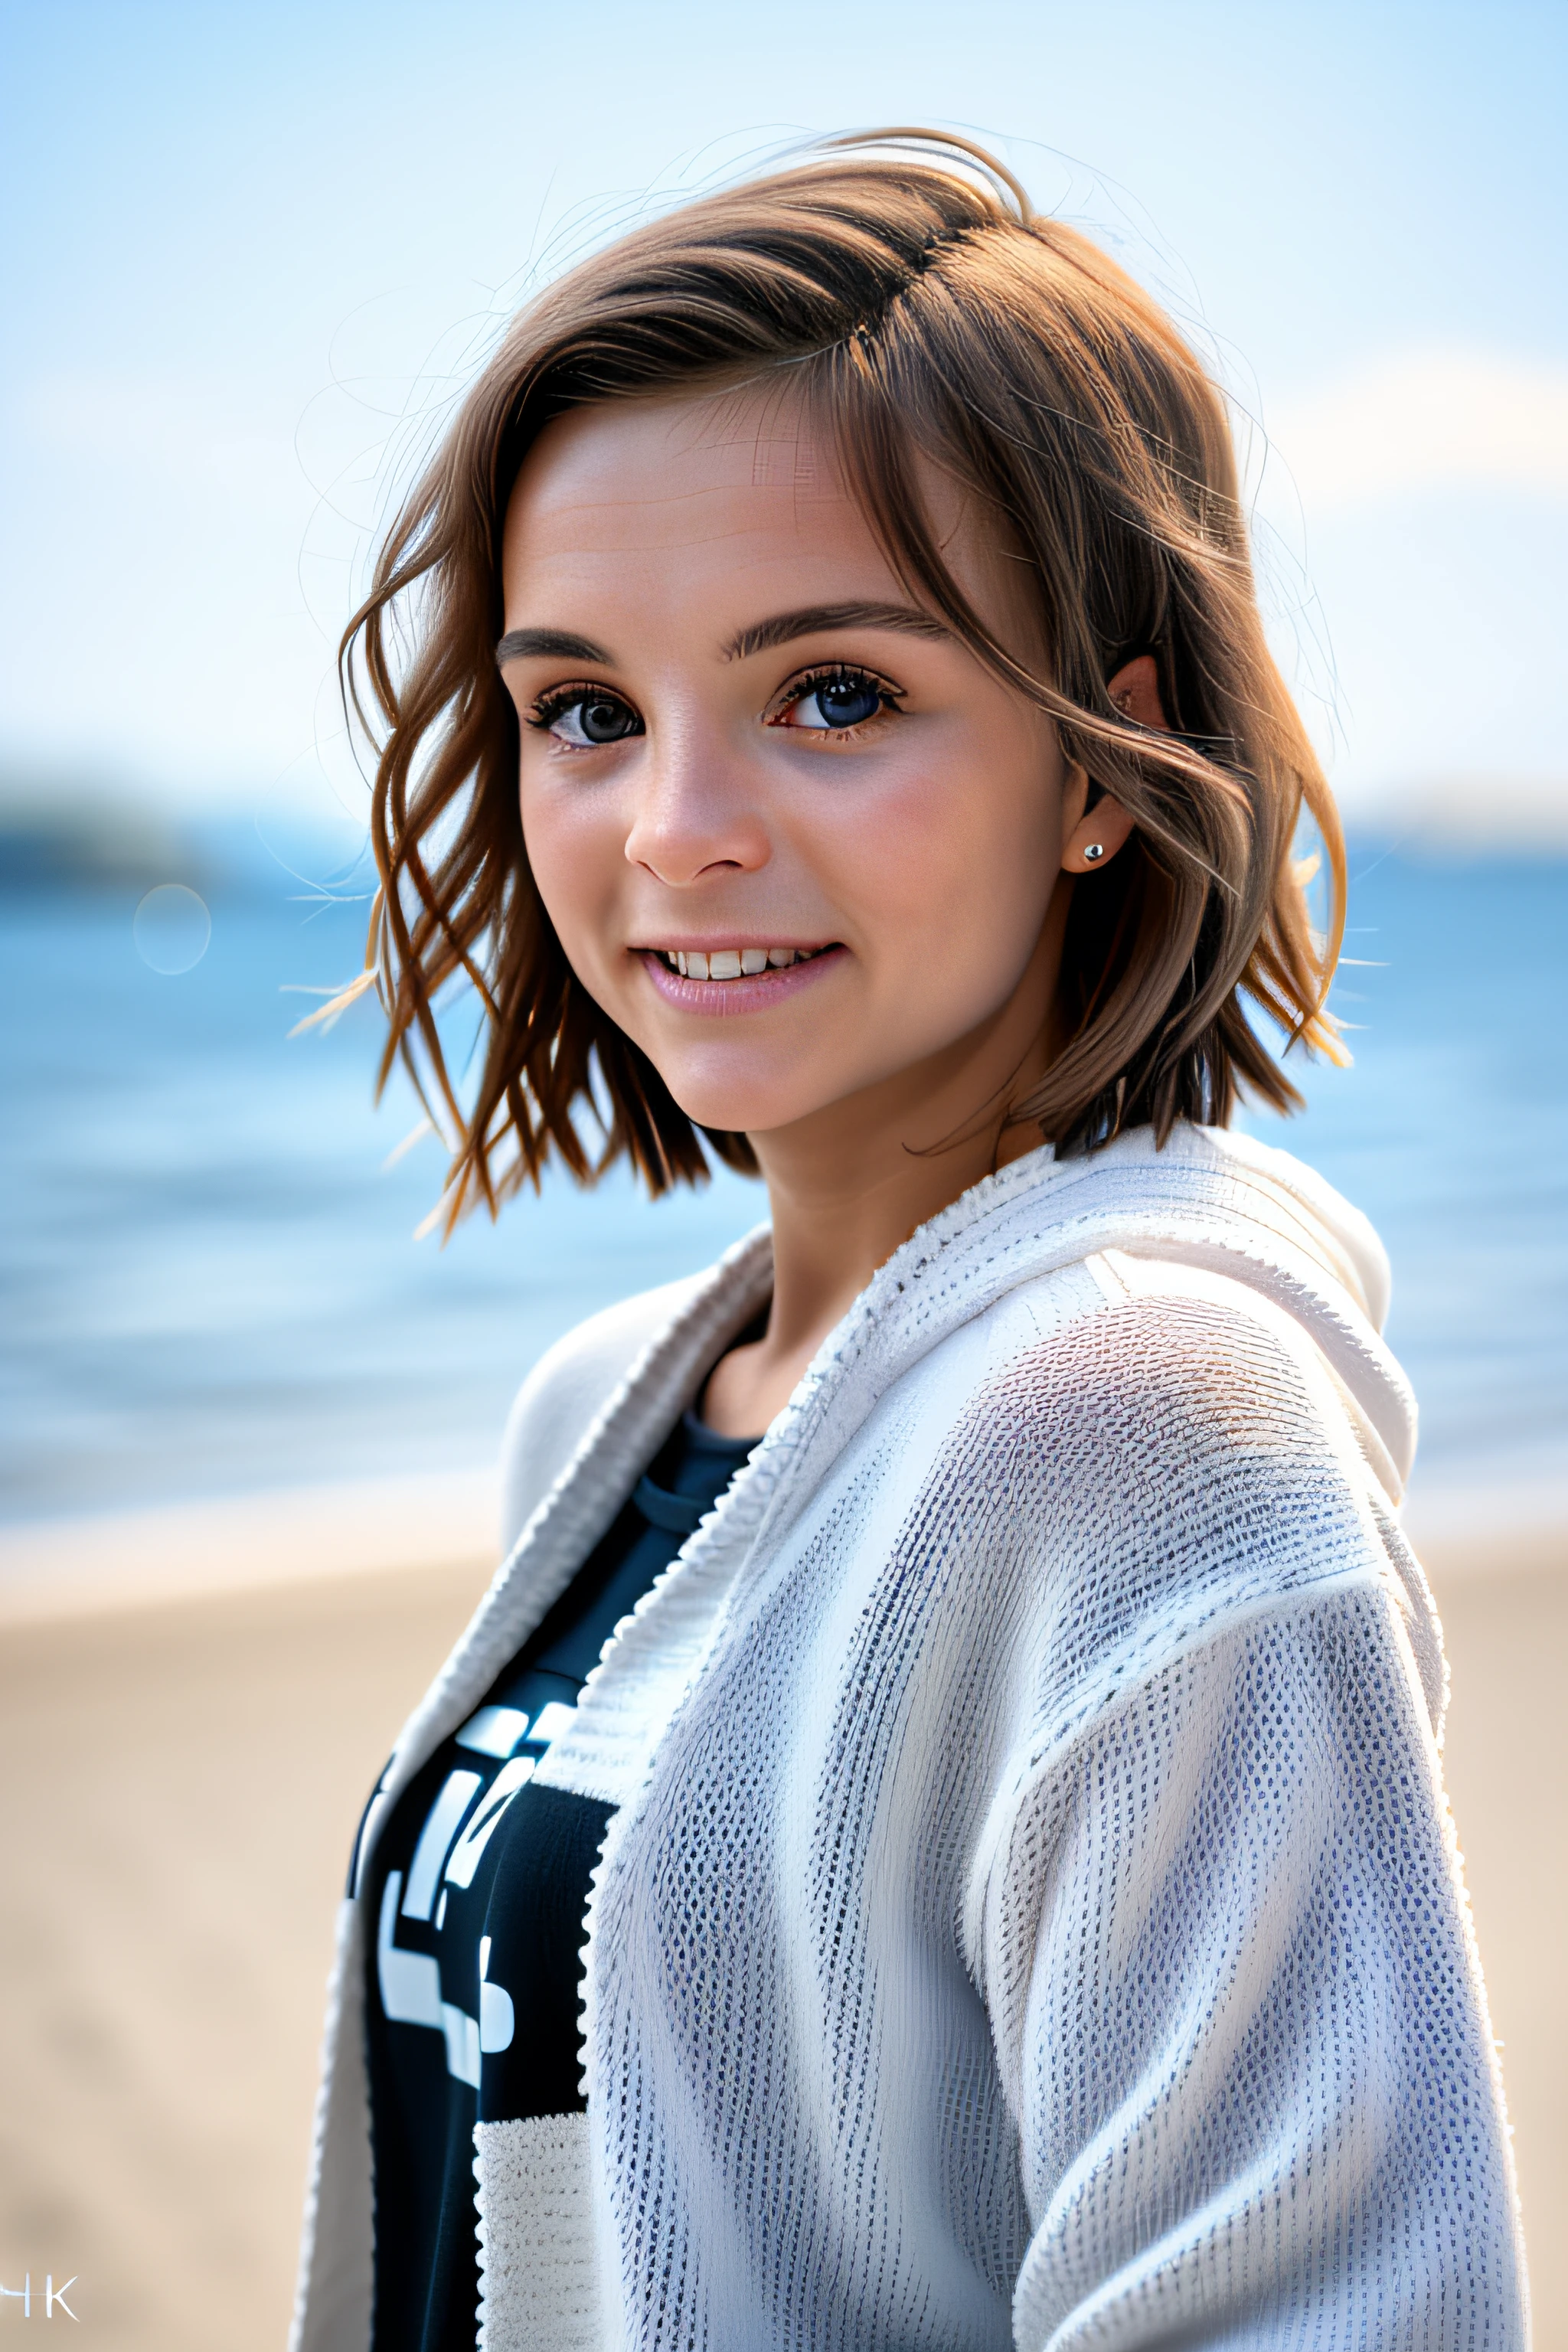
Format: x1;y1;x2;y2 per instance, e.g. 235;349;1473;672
338;129;1345;1225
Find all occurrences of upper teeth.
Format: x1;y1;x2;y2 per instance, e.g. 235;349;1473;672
662;946;820;981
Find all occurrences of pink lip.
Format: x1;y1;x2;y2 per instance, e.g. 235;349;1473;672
637;945;845;1014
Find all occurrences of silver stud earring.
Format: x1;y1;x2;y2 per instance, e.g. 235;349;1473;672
1082;842;1106;864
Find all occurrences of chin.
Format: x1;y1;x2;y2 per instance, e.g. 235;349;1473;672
657;1063;828;1140
667;1089;805;1136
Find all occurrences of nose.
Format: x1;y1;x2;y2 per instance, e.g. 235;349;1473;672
622;712;770;887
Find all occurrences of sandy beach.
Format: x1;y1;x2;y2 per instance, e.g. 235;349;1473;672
0;1490;1560;2348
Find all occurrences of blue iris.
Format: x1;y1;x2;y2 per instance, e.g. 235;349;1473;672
812;675;882;728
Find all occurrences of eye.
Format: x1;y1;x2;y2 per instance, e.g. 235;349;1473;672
773;665;900;733
529;687;643;747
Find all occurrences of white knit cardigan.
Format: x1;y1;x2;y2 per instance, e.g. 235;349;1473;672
292;1123;1527;2350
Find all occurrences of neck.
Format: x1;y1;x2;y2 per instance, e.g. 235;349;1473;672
756;1072;1043;1355
700;921;1064;1438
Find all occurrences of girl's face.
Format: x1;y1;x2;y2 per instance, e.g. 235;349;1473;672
501;391;1083;1150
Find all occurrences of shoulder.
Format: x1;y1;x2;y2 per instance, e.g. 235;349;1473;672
998;1262;1364;1478
962;1265;1393;1594
946;1272;1420;1717
497;1271;714;1557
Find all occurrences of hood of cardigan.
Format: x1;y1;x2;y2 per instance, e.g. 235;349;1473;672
723;1119;1414;1566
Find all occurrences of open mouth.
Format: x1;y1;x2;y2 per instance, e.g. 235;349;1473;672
652;945;835;982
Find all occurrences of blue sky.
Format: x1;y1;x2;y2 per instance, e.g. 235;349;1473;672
2;0;1564;834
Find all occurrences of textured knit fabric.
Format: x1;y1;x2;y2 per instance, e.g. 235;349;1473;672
363;1414;755;2352
475;2114;600;2348
292;1124;1528;2352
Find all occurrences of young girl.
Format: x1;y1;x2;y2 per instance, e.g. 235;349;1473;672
292;134;1526;2351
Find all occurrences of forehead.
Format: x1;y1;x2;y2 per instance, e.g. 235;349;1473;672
499;387;1041;665
501;388;884;590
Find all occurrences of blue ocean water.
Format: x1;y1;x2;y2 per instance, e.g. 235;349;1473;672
2;841;1564;1522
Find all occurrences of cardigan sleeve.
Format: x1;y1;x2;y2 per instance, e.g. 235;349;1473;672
969;1293;1528;2347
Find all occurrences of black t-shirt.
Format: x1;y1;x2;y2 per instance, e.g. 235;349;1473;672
359;1410;757;2352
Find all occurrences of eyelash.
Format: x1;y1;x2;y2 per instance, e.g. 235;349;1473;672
524;681;635;735
524;662;906;746
766;663;905;735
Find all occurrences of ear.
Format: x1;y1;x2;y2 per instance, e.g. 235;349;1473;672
1058;653;1168;877
1059;766;1135;874
1105;652;1169;732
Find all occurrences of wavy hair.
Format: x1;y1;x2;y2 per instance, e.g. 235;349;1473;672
335;129;1345;1225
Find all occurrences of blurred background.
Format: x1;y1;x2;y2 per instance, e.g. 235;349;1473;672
1;2;1563;2344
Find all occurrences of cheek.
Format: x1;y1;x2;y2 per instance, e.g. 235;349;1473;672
831;719;1062;982
519;769;624;972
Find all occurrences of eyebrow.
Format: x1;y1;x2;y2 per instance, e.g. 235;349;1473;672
723;601;952;662
495;626;611;666
494;600;952;674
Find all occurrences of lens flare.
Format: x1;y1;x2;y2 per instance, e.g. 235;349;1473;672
133;884;211;975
